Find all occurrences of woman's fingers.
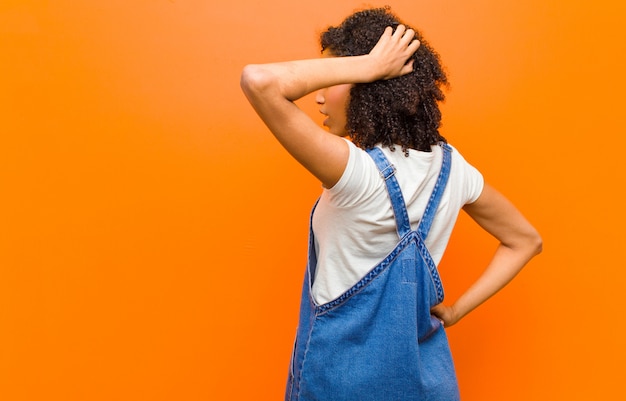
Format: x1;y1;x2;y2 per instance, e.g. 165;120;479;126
401;58;416;75
394;26;419;61
393;25;416;47
399;27;415;45
369;24;420;79
392;23;406;38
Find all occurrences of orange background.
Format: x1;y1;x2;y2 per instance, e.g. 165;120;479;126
1;1;625;400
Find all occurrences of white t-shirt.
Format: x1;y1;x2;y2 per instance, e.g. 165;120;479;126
311;139;484;305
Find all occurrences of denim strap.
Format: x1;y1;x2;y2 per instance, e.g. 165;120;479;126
366;147;412;238
367;144;452;241
417;143;452;240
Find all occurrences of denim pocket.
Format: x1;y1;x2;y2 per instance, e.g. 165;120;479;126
289;335;297;378
285;335;297;400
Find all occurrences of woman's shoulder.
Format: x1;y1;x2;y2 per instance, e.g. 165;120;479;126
323;139;383;206
443;143;485;203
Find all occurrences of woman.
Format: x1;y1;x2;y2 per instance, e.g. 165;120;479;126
241;7;542;401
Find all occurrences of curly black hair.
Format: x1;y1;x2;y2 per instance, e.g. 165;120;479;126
320;6;448;154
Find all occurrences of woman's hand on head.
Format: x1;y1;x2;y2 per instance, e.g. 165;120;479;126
368;24;420;81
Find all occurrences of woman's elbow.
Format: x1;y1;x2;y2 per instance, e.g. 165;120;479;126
533;234;543;256
527;228;543;257
508;227;543;260
240;64;274;97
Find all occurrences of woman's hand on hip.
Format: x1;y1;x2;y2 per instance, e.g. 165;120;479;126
431;303;460;328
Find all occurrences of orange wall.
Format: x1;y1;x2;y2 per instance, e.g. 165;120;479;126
1;1;625;400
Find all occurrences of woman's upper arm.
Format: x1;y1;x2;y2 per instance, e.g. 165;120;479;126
240;64;349;188
462;183;543;253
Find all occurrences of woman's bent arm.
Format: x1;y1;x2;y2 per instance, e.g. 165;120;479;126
431;183;543;327
240;26;419;188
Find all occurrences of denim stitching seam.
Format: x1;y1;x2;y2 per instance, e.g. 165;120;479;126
316;232;413;314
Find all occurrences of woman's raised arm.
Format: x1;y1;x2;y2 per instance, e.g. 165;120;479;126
240;25;419;188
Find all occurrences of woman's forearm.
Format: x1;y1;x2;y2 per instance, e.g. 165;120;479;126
241;55;375;101
241;25;419;102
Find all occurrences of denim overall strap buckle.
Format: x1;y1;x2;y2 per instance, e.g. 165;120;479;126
417;143;452;240
366;147;412;238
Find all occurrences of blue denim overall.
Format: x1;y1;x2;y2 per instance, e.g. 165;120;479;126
286;144;459;401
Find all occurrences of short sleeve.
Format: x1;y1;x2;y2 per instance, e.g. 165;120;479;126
325;139;380;208
451;146;484;204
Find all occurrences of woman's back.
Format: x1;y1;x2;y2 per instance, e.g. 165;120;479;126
312;140;483;304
